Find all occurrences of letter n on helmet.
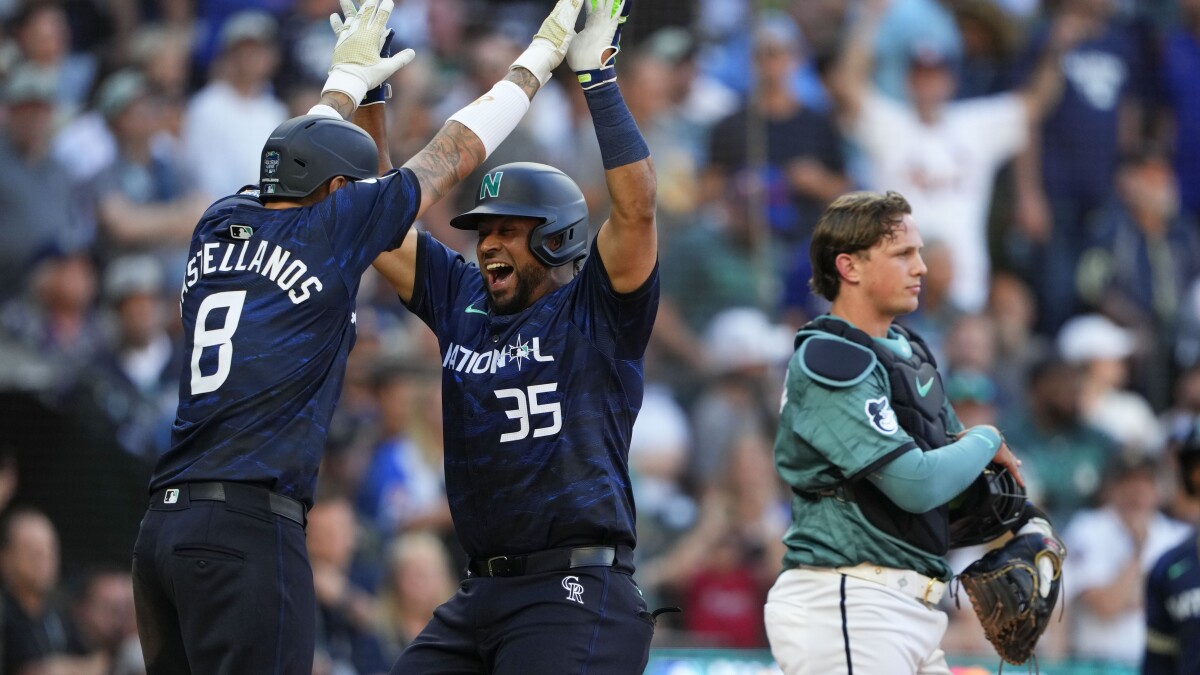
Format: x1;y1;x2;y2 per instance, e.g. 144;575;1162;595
450;162;589;267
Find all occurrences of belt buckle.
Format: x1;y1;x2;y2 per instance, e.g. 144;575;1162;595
922;577;938;605
486;555;508;576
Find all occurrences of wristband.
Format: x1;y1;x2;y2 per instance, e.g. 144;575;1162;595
583;83;648;170
447;80;531;158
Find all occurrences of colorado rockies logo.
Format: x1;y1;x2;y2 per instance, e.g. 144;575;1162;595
865;396;899;435
561;575;584;604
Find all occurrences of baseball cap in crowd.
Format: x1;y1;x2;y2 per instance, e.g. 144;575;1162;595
103;255;164;303
753;10;806;56
908;40;958;70
218;10;278;52
704;307;794;375
644;27;697;66
1056;313;1136;363
3;63;57;104
96;70;148;120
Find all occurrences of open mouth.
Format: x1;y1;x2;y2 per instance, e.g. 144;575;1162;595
486;262;513;290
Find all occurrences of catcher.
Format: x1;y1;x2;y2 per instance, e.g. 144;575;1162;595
764;190;1066;674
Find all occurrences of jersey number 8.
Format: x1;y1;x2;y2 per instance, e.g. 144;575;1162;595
190;290;246;395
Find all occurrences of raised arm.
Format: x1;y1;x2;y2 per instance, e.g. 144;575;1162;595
828;0;888;123
1019;14;1088;124
566;0;656;293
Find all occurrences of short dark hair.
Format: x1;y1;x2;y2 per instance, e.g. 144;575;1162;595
808;191;912;301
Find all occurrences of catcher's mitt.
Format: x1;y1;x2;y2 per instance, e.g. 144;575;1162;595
958;531;1067;665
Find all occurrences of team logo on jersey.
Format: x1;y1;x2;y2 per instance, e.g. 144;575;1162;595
865;396;899;435
480;171;504;200
263;150;280;176
230;224;254;240
562;576;585;604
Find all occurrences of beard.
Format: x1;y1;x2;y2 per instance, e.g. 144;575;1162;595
487;257;550;315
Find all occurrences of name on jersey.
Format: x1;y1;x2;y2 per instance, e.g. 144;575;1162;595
180;238;323;305
443;334;553;375
1167;588;1200;622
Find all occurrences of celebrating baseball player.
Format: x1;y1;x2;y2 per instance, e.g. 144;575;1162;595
1143;420;1200;674
130;0;574;672
764;191;1067;674
369;0;661;672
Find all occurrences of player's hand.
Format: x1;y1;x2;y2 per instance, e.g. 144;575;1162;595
359;29;395;106
566;0;629;90
324;0;415;106
979;425;1024;488
510;0;584;86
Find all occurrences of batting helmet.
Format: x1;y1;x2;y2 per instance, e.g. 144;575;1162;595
450;162;588;267
259;115;378;199
1177;419;1200;496
948;463;1027;548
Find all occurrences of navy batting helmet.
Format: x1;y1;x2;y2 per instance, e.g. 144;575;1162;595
450;162;588;267
259;115;378;199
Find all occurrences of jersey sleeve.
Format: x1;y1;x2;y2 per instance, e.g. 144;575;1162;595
571;249;660;360
404;231;479;333
787;365;919;480
322;168;422;280
1143;553;1179;673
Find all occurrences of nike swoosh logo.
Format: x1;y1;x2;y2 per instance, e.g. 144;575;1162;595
1168;559;1192;580
465;302;487;316
916;376;934;397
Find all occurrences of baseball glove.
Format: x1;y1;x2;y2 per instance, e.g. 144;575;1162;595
958;531;1066;665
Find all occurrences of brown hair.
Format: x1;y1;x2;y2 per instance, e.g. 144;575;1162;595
809;191;912;301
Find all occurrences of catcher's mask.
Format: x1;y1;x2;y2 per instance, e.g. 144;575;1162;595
451;162;589;267
948;463;1027;548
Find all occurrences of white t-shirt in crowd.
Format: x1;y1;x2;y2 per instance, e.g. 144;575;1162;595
183;81;287;199
853;90;1027;312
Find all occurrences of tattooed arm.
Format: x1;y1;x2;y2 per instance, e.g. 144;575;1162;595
372;68;541;303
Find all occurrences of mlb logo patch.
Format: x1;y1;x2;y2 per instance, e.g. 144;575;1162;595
163;488;180;504
230;224;254;240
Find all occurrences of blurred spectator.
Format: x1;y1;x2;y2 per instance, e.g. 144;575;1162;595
830;1;1077;313
8;1;95;109
986;271;1049;410
90;255;180;461
1058;313;1165;456
1162;364;1200;444
0;64;80;305
944;369;999;428
1076;150;1200;408
92;69;209;274
182;9;286;197
1012;0;1153;333
941;313;997;380
374;531;457;657
897;239;962;361
277;0;340;93
1062;455;1191;665
0;246;102;372
689;307;792;490
1;507;107;674
66;568;143;675
640;26;738;158
705;11;849;250
950;0;1022;98
1161;0;1200;223
871;0;963;101
308;494;390;675
1002;356;1117;524
355;358;450;541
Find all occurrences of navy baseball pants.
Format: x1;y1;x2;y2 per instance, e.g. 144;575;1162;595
132;482;314;675
391;565;654;674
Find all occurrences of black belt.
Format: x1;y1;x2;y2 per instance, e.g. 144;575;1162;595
468;546;618;577
157;482;306;527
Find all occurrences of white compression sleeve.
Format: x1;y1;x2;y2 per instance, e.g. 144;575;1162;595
446;80;531;159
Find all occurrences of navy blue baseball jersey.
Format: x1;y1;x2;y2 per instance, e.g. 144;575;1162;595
405;232;659;558
150;169;421;507
1145;531;1200;675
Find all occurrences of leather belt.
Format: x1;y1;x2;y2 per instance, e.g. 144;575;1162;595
468;546;617;577
833;563;947;605
156;482;306;527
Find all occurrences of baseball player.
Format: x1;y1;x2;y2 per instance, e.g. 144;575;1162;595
1144;420;1200;674
369;1;659;672
130;0;580;672
764;191;1062;674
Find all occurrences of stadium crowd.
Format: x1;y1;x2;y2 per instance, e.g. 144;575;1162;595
0;0;1197;672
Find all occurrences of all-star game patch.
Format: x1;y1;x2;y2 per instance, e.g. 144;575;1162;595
263;150;281;177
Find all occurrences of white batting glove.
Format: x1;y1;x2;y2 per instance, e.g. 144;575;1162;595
324;0;415;106
510;0;584;86
567;0;629;90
